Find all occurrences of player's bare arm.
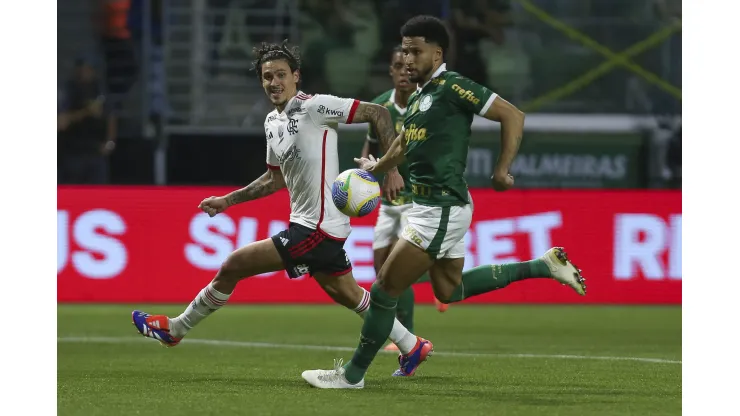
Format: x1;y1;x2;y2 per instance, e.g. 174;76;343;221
355;130;408;201
352;102;405;200
482;96;525;191
225;169;286;206
198;169;286;217
358;131;406;174
351;102;396;154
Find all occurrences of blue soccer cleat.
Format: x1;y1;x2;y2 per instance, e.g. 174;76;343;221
131;310;182;347
392;336;434;376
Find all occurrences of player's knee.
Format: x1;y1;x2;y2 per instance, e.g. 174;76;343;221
431;286;454;304
217;253;250;282
374;274;404;297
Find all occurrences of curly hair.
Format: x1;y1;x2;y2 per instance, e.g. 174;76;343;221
400;15;450;55
251;39;302;79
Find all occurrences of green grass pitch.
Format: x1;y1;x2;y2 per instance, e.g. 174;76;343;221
58;304;681;415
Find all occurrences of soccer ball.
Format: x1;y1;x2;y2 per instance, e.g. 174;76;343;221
331;169;381;217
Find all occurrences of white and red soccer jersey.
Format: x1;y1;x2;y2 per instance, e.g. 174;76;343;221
264;91;360;239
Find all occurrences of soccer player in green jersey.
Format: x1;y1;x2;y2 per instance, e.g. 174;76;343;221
131;41;425;376
363;47;449;355
302;16;587;389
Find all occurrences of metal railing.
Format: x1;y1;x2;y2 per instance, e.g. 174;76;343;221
160;0;680;131
57;1;680;184
163;0;299;130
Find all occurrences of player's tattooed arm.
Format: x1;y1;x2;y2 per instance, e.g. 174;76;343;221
351;102;405;199
224;169;286;206
482;96;525;178
368;131;406;174
352;103;396;155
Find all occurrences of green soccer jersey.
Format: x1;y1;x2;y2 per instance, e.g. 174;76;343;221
403;65;497;206
366;88;413;206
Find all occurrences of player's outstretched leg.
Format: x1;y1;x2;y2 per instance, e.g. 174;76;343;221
312;272;428;378
433;247;586;306
132;239;284;347
302;240;433;388
372;237;417;352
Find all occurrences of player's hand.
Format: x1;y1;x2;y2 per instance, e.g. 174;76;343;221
353;154;377;171
383;168;404;202
491;171;515;192
199;196;229;217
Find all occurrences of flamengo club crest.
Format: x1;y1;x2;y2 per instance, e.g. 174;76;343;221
419;94;433;111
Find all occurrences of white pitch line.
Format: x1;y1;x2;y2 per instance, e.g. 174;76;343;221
57;336;681;365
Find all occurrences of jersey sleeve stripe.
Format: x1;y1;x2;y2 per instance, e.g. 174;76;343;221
317;130;328;228
346;99;360;123
478;93;498;117
267;163;280;170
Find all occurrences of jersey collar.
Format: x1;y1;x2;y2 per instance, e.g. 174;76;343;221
418;63;447;91
278;91;305;115
389;89;407;115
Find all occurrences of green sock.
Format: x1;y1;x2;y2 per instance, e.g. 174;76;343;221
445;259;551;303
395;287;415;333
344;283;398;384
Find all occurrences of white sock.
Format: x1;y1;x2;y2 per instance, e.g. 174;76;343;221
169;282;230;337
352;288;372;315
354;288;418;355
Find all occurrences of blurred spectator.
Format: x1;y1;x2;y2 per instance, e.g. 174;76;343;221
636;0;681;187
129;0;168;135
298;0;345;92
97;0;138;108
298;0;380;95
449;0;511;86
644;114;681;187
58;58;117;185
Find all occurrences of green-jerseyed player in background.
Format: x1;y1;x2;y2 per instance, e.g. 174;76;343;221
302;15;587;389
362;47;449;354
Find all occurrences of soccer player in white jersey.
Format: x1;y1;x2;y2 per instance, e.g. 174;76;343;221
131;41;434;377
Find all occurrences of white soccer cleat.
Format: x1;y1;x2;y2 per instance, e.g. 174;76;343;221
541;247;587;296
301;358;364;389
